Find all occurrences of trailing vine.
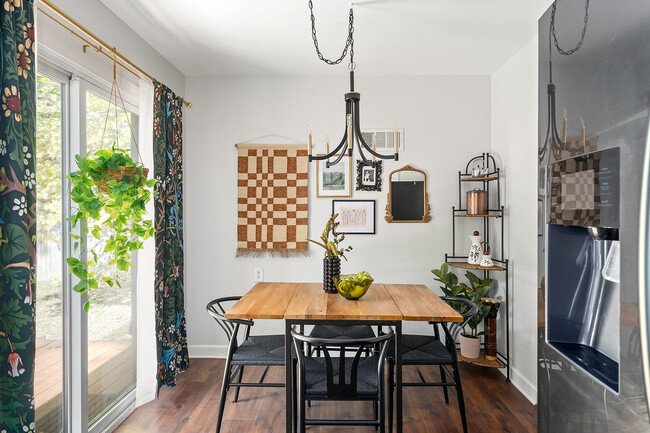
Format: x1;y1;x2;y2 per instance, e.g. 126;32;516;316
66;144;156;311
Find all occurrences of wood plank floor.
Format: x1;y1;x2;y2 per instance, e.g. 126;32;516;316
115;358;536;433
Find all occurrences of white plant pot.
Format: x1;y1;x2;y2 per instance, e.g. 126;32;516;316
460;333;481;359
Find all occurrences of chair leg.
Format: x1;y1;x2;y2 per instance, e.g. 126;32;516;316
215;361;232;433
233;365;245;403
439;365;449;404
452;362;468;433
374;401;379;431
388;358;394;433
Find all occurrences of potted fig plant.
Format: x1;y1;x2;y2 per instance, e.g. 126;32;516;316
66;143;156;311
307;213;352;293
432;264;492;358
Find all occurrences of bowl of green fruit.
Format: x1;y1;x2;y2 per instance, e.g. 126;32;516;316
333;272;374;300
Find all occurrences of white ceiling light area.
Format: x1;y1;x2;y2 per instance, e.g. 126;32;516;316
100;0;552;77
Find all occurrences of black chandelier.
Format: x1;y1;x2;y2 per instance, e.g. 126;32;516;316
307;1;399;168
540;0;590;163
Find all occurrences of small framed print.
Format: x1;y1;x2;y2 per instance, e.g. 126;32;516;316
332;199;376;234
356;160;382;191
316;154;352;198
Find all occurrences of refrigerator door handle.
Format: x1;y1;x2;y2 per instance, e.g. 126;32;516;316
639;123;650;413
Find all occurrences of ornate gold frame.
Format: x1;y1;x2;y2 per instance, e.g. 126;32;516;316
384;164;432;223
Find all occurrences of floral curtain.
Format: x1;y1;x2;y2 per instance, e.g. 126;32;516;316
153;81;188;390
0;0;36;431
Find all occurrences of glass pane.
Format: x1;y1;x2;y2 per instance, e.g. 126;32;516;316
35;73;64;432
84;89;137;425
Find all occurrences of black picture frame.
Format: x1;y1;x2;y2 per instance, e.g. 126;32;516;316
331;199;376;234
356;160;382;191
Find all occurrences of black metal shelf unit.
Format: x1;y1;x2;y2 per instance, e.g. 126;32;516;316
444;152;510;381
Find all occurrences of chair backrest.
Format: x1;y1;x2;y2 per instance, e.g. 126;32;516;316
206;297;254;343
291;328;393;399
440;296;478;342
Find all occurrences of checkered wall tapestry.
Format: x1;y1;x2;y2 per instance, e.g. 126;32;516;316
236;144;309;257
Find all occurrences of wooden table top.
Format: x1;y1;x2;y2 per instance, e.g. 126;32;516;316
224;282;299;319
284;283;403;321
226;282;462;322
385;284;463;322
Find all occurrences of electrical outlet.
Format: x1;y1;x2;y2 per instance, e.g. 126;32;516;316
254;268;264;282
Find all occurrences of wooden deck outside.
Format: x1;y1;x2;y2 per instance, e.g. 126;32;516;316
35;339;134;432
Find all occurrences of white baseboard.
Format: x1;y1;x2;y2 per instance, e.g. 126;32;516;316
501;366;537;405
188;344;227;358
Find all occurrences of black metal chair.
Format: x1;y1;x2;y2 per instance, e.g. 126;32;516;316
291;327;394;433
308;325;376;357
387;296;477;433
206;297;286;433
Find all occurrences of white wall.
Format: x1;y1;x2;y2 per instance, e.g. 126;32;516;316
490;36;539;404
37;0;184;93
36;0;185;407
183;74;491;356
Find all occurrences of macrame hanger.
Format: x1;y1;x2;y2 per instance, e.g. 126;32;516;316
97;49;143;163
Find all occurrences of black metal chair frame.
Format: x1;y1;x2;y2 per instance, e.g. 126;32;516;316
291;327;394;433
386;296;477;433
206;297;286;433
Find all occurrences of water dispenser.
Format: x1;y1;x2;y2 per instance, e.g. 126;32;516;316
546;148;620;392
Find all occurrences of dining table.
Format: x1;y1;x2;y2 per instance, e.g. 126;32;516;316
225;282;463;433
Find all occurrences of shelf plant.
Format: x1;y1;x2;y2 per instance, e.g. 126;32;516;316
432;263;493;357
66;143;156;311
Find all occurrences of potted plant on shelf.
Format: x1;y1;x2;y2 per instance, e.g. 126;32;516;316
66;143;156;311
432;264;492;358
307;213;352;293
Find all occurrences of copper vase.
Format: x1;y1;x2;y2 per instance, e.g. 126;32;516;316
467;189;487;215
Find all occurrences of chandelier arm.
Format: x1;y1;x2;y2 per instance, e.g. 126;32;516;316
322;130;349;167
539;93;552;162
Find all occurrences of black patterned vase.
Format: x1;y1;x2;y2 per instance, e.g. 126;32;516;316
323;257;341;293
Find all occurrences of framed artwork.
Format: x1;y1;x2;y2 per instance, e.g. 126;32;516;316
356;160;382;191
316;154;352;197
332;199;376;234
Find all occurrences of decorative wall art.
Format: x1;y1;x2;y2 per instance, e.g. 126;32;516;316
316;154;352;197
332;200;376;234
356;160;382;191
236;143;309;257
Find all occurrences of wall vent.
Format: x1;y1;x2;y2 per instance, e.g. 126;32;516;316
360;128;405;154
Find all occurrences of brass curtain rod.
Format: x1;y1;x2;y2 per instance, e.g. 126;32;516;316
38;0;191;108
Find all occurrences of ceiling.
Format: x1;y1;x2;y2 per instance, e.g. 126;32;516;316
100;0;553;77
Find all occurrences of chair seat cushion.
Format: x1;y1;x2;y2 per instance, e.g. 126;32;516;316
309;325;376;340
232;334;285;366
302;355;381;397
391;334;453;365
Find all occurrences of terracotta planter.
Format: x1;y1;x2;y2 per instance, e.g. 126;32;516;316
322;257;341;293
460;333;480;359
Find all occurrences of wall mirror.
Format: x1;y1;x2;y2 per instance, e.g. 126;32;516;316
385;165;431;223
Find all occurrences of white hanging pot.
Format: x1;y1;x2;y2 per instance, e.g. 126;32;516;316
479;242;494;268
468;231;482;265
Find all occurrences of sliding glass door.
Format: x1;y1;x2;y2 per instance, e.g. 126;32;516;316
84;87;137;427
34;62;139;433
35;71;66;433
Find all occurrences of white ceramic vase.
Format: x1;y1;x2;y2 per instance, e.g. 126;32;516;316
468;232;482;265
479;241;494;267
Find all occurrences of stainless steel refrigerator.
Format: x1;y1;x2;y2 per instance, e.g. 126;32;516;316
538;1;650;431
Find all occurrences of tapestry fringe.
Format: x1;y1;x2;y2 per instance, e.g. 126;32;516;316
235;248;310;258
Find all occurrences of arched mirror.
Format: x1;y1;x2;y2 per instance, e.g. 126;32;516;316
385;165;431;223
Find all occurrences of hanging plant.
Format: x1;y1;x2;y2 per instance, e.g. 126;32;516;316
66;143;156;311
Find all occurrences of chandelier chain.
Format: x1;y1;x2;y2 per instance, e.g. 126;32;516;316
308;0;354;66
550;0;590;56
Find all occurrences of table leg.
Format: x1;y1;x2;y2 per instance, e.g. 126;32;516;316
395;321;403;433
285;320;293;433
